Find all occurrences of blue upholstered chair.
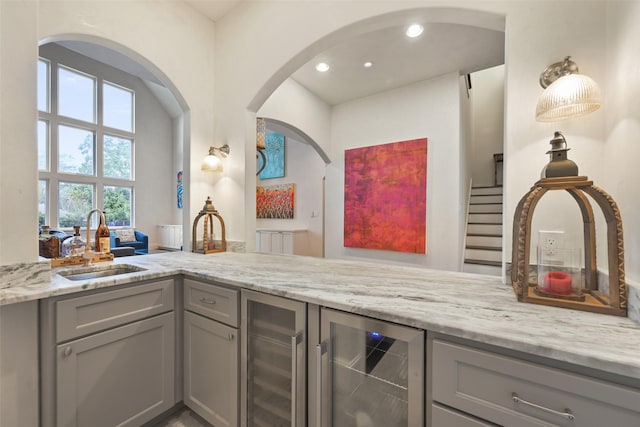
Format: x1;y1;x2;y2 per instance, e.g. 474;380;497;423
110;229;148;254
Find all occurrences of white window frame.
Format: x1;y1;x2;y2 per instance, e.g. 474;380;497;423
38;56;136;230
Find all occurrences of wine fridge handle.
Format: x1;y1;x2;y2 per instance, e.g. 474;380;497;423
315;342;324;427
291;334;298;427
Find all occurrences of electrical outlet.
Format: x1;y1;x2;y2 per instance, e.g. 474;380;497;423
539;230;564;257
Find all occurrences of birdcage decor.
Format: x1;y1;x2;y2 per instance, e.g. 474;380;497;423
512;178;626;317
192;196;226;254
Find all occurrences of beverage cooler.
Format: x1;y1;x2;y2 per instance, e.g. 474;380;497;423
241;290;306;427
317;308;424;427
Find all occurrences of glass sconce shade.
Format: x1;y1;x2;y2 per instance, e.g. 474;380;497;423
201;144;229;172
536;74;601;122
201;153;222;172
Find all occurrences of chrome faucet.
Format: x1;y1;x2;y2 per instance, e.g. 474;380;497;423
83;209;106;266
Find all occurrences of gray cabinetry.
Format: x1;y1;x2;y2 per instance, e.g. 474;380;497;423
183;278;239;427
40;278;176;427
431;404;494;427
255;229;308;255
431;339;640;427
57;313;174;427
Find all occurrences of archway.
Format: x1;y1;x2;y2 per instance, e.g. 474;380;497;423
246;7;505;267
37;35;191;252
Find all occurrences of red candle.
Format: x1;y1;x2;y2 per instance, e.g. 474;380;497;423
543;271;572;295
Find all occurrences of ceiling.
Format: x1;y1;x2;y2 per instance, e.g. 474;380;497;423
184;0;244;22
291;23;504;105
56;3;505;111
184;1;505;105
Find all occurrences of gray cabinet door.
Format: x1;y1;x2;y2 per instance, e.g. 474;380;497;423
184;310;239;427
56;312;175;427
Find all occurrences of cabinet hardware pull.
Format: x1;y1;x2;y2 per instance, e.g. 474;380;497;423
512;393;575;421
291;333;303;427
228;332;234;341
200;297;216;305
63;346;73;357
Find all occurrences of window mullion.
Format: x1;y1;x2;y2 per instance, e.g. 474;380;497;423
40;53;135;230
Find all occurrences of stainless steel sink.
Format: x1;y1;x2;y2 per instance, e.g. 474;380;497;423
58;264;147;281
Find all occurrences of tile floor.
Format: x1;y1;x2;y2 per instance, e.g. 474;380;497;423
151;408;209;427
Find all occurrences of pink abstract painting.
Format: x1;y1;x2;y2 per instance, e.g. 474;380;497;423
344;138;427;253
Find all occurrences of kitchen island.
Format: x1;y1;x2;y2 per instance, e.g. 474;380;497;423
2;251;640;426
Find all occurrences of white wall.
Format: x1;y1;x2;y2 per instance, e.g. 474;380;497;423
0;0;216;265
604;1;640;296
258;78;332;159
503;2;606;269
212;1;640;283
0;0;39;264
0;1;638;281
471;65;505;187
328;73;463;270
39;43;175;249
256;134;325;257
258;78;330;257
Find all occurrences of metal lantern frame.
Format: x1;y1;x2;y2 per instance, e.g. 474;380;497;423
511;175;626;316
192;197;226;254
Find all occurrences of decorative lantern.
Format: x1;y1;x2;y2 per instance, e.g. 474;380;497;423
511;132;626;316
192;197;226;254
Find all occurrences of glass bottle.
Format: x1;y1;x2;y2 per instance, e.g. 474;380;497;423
95;216;111;253
61;225;87;257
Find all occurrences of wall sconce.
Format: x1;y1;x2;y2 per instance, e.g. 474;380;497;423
256;117;267;175
201;144;230;172
511;58;626;317
536;56;601;122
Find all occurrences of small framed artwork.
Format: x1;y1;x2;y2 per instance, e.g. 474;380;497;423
256;183;295;219
259;132;285;179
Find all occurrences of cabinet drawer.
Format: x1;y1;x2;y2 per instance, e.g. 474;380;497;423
56;279;174;342
431;404;494;427
184;278;238;327
432;339;640;427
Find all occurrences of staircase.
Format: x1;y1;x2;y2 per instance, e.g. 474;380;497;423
463;186;503;276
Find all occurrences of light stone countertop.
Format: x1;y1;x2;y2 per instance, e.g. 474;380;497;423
2;251;640;382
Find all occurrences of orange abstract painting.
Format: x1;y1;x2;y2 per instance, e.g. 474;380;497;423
257;183;295;219
344;138;427;253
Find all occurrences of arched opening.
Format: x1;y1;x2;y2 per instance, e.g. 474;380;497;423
248;7;505;270
37;35;191;253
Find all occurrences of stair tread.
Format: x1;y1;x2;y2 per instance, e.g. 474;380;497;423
471;185;503;189
464;259;502;267
467;233;502;237
468;222;503;225
469;202;503;205
466;245;501;251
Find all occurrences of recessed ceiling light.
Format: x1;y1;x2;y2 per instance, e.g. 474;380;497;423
406;24;424;38
363;61;373;68
315;62;330;72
